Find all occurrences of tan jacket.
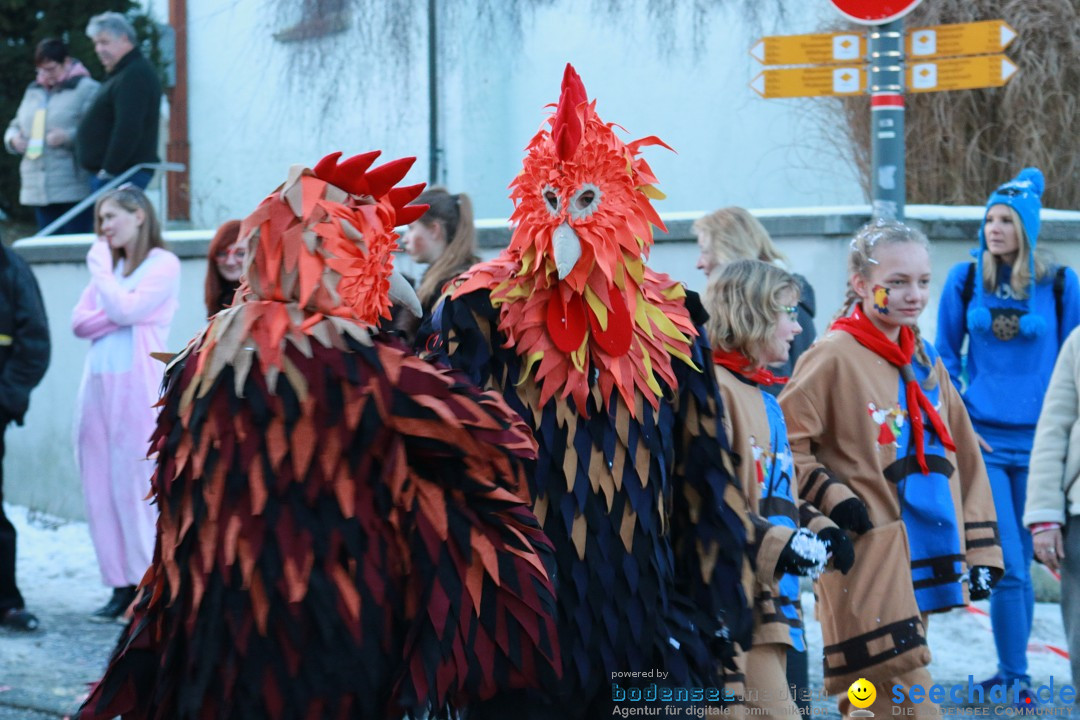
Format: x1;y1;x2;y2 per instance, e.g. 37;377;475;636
1025;326;1080;526
780;331;1002;692
5;76;99;206
716;365;835;648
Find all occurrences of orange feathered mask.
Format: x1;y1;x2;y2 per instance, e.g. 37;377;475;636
455;64;697;417
174;151;428;397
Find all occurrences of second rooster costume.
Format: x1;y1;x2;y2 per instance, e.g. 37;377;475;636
76;152;561;719
432;65;752;716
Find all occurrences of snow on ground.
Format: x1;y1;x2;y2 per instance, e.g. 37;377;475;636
802;590;1072;688
0;502;1074;717
5;504;104;615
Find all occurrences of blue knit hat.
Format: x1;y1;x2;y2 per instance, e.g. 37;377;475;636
967;167;1046;338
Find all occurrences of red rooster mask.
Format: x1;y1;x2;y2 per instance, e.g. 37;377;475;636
455;64;697;417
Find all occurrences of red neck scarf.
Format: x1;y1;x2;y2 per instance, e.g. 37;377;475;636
831;305;955;474
712;348;788;387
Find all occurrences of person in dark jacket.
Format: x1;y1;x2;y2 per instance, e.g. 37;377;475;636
0;237;51;631
75;12;160;192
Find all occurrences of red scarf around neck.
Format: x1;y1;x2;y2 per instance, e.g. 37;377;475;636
831;305;955;474
712;348;788;387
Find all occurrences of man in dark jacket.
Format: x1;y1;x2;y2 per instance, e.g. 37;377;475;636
75;11;160;192
0;238;50;631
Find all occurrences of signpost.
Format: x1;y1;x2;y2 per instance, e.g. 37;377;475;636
908;55;1018;93
749;32;864;66
750;66;864;99
749;2;1020;220
906;19;1017;59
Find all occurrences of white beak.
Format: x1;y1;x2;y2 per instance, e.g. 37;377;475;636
388;270;422;318
552;222;582;280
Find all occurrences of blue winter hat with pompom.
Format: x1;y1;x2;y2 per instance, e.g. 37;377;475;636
967;167;1045;338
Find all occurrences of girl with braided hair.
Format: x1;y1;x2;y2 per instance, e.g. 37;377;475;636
779;219;1003;719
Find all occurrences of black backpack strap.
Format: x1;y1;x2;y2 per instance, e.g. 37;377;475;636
1055;265;1067;334
960;262;976;336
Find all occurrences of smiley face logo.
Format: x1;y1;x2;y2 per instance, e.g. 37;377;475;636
848;678;877;709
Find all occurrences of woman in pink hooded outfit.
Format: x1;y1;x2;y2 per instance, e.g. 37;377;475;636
71;186;179;620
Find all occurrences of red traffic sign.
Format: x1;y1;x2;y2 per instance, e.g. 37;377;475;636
828;0;924;25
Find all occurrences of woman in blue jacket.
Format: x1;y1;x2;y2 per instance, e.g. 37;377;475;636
936;167;1080;705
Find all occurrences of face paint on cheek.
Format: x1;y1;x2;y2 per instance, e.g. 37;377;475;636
871;285;890;315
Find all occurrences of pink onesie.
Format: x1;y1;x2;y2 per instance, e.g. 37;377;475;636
71;244;180;588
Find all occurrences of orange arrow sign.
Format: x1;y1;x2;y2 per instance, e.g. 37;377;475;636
750;32;865;66
906;19;1017;59
907;54;1018;93
750;66;864;99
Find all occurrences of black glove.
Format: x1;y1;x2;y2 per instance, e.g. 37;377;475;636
968;565;1003;601
816;526;855;574
777;528;828;577
829;497;873;535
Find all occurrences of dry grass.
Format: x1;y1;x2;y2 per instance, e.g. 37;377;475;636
826;0;1080;208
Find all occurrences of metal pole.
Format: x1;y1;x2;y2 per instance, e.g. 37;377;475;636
427;0;440;184
868;18;905;221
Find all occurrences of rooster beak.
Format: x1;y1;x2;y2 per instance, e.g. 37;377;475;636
388;270;422;318
552;222;582;280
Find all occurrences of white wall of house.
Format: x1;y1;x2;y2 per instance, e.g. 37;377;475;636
182;0;865;226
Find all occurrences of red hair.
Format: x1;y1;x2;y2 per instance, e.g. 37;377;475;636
204;219;242;316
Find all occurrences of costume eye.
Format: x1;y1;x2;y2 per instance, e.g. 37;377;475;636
569;183;602;220
542;186;560;216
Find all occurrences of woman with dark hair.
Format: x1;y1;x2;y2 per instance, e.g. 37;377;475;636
398;187;479;346
204;219;243;316
4;38;98;233
71;186;180;621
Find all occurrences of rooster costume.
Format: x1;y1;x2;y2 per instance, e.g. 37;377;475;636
76;152;561;719
432;65;751;716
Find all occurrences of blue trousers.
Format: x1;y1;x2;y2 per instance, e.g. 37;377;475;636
983;445;1034;684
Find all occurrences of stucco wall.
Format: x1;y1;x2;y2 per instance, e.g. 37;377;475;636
7;207;1080;520
182;0;865;226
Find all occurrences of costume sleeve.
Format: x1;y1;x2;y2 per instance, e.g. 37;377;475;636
91;252;180;326
1024;329;1080;526
429;290;499;387
935;262;970;390
102;68;158;175
940;359;1003;571
717;376;795;588
670;331;753;648
779;381;858;517
797;499;836;534
0;254;50;422
71;283;123;340
1057;267;1080;346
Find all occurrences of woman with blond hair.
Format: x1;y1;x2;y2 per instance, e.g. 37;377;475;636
694;207;816;381
936;168;1080;705
71;186;180;621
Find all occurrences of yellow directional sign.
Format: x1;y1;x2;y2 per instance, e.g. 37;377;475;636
906;20;1017;59
750;32;865;66
750;66;864;99
907;54;1018;93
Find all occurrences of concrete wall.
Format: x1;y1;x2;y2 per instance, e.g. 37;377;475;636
8;207;1080;519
